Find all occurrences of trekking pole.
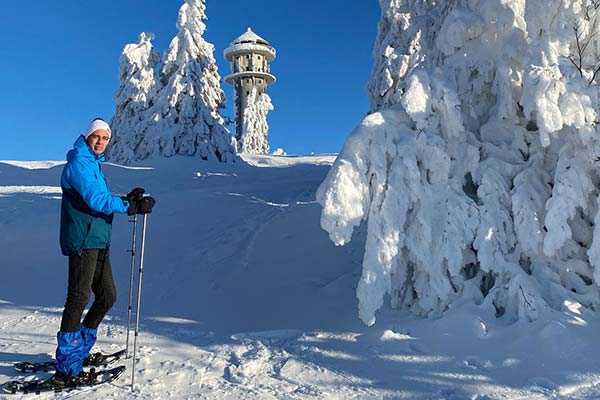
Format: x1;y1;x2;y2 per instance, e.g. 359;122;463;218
131;214;148;392
126;214;138;357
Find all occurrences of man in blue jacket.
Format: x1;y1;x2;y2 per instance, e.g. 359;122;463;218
53;118;155;387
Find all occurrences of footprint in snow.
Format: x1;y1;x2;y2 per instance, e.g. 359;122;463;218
231;329;303;344
528;377;559;393
378;330;429;355
458;356;494;371
428;387;473;400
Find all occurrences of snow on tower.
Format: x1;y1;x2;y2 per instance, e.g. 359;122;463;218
224;28;276;144
240;87;273;154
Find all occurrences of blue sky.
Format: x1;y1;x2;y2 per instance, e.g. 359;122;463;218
0;1;380;160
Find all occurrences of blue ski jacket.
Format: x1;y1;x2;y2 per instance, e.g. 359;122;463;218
59;135;129;256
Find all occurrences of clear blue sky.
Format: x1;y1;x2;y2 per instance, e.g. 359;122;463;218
0;1;380;160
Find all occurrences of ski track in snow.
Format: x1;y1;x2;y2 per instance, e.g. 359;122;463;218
2;156;600;399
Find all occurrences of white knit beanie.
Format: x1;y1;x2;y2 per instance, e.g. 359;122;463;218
84;119;111;140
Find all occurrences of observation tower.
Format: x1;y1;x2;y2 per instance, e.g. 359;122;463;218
224;28;276;141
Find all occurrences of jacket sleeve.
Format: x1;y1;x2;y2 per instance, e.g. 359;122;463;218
64;159;129;215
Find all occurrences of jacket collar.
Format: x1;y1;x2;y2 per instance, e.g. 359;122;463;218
67;135;106;163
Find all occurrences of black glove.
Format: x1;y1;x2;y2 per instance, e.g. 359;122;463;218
122;188;145;215
137;196;156;215
126;187;145;203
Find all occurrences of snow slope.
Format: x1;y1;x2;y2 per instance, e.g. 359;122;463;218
1;155;600;399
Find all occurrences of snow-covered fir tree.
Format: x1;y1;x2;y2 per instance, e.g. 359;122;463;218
318;0;600;326
109;0;236;164
238;88;274;154
154;0;235;162
108;32;162;164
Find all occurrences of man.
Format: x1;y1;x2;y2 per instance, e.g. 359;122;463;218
53;118;155;387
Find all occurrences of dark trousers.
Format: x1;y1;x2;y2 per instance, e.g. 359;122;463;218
60;249;117;332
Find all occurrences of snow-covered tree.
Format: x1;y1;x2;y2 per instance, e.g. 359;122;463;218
238;88;273;154
108;32;162;164
154;0;236;162
109;0;236;164
318;0;600;326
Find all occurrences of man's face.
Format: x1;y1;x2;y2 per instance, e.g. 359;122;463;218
86;129;110;155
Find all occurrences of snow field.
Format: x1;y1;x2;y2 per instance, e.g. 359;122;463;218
3;156;600;398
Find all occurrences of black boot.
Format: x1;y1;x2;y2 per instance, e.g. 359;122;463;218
83;352;107;367
47;370;94;389
83;353;99;367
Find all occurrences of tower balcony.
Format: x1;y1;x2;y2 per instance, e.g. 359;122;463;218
224;71;276;85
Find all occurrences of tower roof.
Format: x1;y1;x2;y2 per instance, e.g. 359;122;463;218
230;28;270;46
224;28;276;62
